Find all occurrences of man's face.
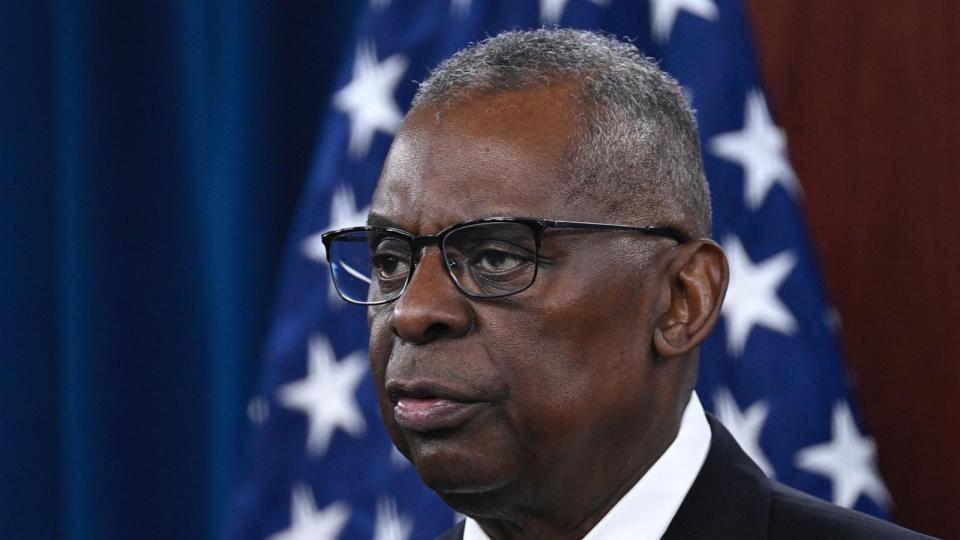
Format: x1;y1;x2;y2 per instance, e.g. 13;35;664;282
368;85;677;513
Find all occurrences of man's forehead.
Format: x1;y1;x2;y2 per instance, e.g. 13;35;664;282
405;83;581;159
372;84;587;231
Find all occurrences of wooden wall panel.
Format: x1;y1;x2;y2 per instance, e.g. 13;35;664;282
745;2;960;538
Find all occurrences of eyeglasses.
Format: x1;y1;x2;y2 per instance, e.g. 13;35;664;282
319;217;688;305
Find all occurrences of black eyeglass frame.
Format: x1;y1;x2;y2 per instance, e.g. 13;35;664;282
320;217;689;306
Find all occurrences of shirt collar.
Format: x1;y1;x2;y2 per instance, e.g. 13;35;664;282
463;392;711;540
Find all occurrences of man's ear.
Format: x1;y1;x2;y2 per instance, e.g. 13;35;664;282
653;239;729;358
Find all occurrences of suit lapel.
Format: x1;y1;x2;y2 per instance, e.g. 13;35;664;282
661;414;772;540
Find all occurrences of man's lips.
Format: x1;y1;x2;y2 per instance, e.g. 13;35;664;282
394;398;487;432
387;380;493;433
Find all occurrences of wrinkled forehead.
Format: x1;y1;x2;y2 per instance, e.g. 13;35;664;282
371;84;590;233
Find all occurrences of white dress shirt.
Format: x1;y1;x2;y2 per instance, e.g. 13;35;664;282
463;392;711;540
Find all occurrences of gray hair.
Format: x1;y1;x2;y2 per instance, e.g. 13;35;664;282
411;28;711;238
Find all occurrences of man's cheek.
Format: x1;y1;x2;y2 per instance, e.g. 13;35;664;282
367;315;394;396
367;308;393;355
367;303;391;328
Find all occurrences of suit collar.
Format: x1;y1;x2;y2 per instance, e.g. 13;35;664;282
661;414;772;540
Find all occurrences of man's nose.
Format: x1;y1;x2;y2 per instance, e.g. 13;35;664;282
391;248;472;344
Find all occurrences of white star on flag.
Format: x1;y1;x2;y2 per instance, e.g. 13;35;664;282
276;334;367;456
714;387;774;477
373;498;415;540
539;0;609;25
796;402;891;509
370;0;390;10
334;41;408;159
824;306;843;333
649;0;719;43
300;184;371;306
247;396;270;426
269;484;350;540
710;90;798;210
721;235;797;356
301;183;370;264
451;0;472;16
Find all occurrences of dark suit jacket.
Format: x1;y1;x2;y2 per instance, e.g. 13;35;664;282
437;415;934;539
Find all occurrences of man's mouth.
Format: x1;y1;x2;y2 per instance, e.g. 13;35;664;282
387;381;491;433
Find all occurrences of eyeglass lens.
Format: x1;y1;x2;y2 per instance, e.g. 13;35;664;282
327;222;539;304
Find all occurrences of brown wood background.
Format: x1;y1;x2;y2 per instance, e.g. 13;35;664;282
744;2;960;538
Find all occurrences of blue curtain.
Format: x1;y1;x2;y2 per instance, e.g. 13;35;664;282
0;1;361;538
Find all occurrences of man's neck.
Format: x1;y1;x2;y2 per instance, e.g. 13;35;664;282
468;393;706;540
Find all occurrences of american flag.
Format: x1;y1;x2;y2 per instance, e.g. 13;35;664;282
229;1;891;538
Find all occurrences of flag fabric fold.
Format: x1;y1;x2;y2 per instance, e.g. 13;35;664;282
230;1;889;538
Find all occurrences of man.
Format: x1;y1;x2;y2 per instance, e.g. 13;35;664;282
321;29;930;539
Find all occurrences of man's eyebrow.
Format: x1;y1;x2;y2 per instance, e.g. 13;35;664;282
366;213;403;229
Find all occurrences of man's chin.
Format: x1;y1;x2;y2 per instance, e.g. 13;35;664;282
418;463;518;520
404;436;518;504
434;486;516;520
389;406;520;492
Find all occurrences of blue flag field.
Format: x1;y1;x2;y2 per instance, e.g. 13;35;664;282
229;1;891;538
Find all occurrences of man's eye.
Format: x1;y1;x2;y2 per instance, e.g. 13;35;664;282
373;254;408;278
471;249;526;273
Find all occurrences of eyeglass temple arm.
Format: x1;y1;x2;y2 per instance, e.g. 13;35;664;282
540;219;689;244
